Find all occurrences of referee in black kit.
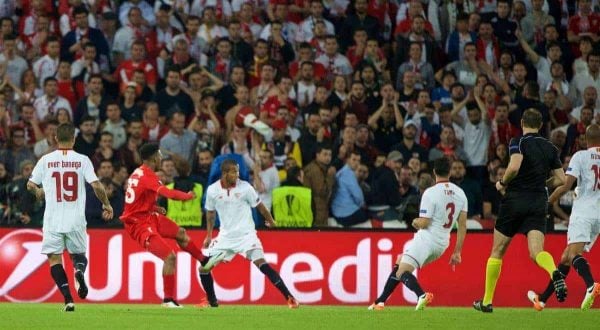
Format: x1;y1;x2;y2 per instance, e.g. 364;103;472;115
474;109;567;313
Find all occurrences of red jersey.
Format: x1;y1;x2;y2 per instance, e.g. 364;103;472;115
121;164;193;221
122;165;163;220
114;60;157;89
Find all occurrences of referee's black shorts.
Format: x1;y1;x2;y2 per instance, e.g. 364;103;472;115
495;191;548;237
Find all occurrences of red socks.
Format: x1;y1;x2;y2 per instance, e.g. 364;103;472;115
163;274;175;300
182;240;208;263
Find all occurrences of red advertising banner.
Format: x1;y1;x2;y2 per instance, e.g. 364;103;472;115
0;228;597;307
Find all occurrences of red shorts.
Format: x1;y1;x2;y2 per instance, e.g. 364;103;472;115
122;213;180;258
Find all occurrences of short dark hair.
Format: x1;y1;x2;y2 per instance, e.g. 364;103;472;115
315;143;332;154
44;77;57;86
522;109;543;129
79;114;95;125
140;143;160;161
73;6;89;16
56;123;75;143
287;166;302;181
220;158;239;173
434;157;451;177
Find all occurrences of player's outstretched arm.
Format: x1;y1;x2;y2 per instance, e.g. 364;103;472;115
90;181;113;221
548;174;576;204
26;181;45;201
256;202;276;228
450;211;468;267
156;186;194;201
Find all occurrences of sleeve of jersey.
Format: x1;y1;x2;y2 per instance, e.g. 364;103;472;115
246;185;261;208
83;158;99;183
460;191;469;213
508;137;521;155
418;190;434;218
205;188;215;211
156;186;193;201
565;153;579;177
29;159;44;185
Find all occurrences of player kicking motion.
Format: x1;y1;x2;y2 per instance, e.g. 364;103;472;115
120;144;218;308
368;157;467;310
27;123;113;312
201;159;299;308
527;124;600;311
474;109;567;313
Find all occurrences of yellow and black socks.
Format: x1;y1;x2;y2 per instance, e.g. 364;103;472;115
483;258;502;305
535;251;557;277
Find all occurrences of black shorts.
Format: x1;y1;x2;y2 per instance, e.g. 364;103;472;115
495;192;548;237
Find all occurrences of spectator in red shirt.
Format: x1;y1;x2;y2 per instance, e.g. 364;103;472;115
289;42;325;81
260;76;297;125
9;103;43;146
56;61;81;111
114;40;157;93
394;0;434;37
567;0;600;56
142;101;169;143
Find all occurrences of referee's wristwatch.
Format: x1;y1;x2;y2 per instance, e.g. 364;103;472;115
499;179;507;187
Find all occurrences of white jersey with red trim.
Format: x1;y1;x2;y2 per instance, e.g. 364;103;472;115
417;181;468;246
29;149;98;233
205;179;260;239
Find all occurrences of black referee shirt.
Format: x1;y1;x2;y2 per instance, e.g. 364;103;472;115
507;133;562;193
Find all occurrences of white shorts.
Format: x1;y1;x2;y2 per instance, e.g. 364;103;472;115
207;233;264;262
567;216;600;252
41;229;87;255
400;233;447;269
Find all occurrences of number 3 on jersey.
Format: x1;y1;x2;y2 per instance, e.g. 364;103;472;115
125;177;140;204
444;202;455;229
52;171;78;202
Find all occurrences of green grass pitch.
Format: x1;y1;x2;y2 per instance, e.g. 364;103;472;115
0;303;598;329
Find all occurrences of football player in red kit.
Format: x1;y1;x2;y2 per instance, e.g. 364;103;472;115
120;143;218;307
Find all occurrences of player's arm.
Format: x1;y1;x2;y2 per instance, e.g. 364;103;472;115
548;174;576;204
412;217;431;230
156;186;194;201
204;210;216;248
26;180;44;201
450;211;468;266
90;180;113;221
256;202;275;228
546;167;567;189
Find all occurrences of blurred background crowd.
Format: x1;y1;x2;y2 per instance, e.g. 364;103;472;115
0;0;592;230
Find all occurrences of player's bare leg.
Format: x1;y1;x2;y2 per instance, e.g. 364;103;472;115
474;229;511;313
48;254;75;312
70;254;88;299
174;228;218;307
527;230;567;302
253;258;299;308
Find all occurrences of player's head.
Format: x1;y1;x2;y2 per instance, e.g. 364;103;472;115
521;108;543;130
220;158;239;185
55;123;76;147
139;143;162;170
586;124;600;147
433;157;451;180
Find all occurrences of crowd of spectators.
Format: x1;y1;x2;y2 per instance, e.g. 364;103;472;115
0;0;593;230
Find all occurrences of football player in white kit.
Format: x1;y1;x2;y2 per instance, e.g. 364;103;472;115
202;159;299;308
27;123;113;312
369;157;468;310
528;124;600;311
